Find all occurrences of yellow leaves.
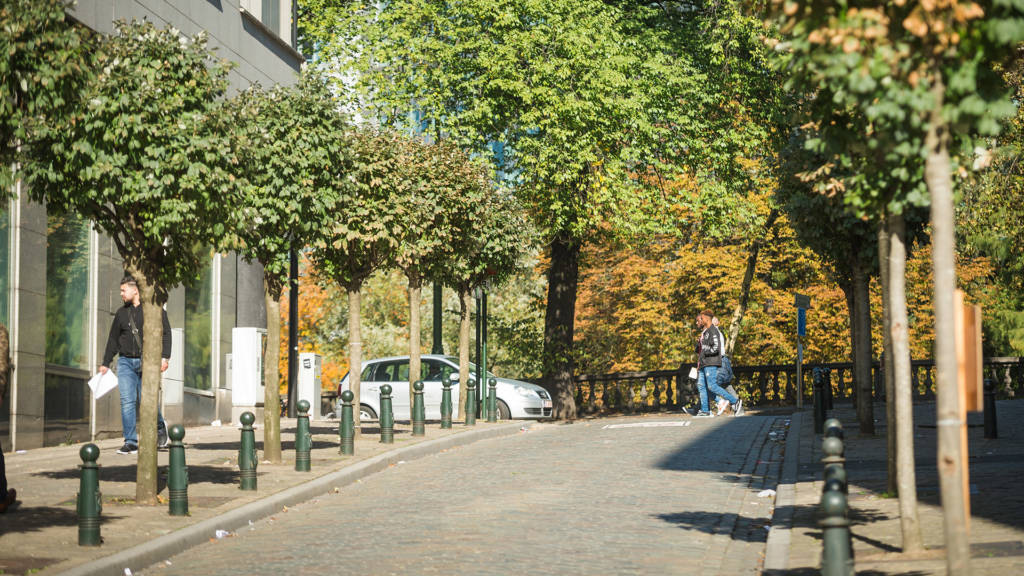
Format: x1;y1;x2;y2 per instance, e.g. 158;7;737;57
842;37;861;54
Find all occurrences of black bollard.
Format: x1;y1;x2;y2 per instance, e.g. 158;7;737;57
340;390;354;455
380;384;394;443
440;369;453;430
412;381;425;436
295;399;312;472
168;425;188;515
486;377;498;422
77;444;102;546
984;378;998;439
820;487;854;576
238;411;258;491
465;377;477;426
813;367;825;435
824;368;834;410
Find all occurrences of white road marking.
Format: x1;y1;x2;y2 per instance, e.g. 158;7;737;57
602;421;691;429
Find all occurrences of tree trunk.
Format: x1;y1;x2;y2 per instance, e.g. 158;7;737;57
542;233;580;420
925;75;970;574
262;286;282;464
408;277;422;410
851;255;875;435
458;287;471;422
129;267;162;505
889;212;924;553
878;218;898;495
727;209;779;356
348;287;362;439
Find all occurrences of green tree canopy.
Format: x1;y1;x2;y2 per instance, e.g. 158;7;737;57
24;19;242;503
1;0;89;193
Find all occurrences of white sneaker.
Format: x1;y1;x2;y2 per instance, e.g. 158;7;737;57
716;399;729;416
732;399;744;417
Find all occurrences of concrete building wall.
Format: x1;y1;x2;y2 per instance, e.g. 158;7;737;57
3;0;300;450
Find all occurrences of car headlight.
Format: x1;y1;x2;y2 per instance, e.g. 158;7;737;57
515;386;540;398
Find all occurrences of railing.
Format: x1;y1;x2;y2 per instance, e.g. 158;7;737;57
573;357;1024;415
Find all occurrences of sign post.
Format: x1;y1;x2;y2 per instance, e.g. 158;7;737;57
795;293;811;409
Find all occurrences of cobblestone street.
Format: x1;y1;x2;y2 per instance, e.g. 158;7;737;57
143;415;788;576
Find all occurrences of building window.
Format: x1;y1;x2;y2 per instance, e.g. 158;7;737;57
45;212;90;369
44;211;91;446
185;253;214;390
241;0;292;46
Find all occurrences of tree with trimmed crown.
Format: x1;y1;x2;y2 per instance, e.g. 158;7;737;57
24;20;242;504
225;70;348;462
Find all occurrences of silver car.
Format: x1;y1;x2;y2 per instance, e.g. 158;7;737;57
338;355;552;421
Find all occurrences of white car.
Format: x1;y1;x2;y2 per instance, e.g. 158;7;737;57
338;355;552;421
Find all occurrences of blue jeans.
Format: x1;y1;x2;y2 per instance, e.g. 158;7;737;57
697;365;738;412
118;357;165;445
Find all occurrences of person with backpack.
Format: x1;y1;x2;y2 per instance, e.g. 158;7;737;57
694;310;743;417
712;316;739;415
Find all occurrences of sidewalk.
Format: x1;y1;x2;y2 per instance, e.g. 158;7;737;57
766;399;1024;574
0;417;527;576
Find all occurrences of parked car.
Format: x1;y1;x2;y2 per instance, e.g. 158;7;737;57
338;355;552;421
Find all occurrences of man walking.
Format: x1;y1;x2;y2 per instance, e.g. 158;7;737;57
695;309;743;417
98;276;171;454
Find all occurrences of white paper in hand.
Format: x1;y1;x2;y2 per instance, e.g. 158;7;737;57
88;370;119;399
688;367;698;380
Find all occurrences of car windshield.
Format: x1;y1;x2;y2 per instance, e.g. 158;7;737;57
442;356;496;379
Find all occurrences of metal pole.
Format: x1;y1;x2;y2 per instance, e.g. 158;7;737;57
480;289;488;419
287;246;298;418
796;335;804;409
432;283;443;354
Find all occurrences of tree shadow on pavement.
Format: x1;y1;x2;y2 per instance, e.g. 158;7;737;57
35;464;244;487
0;504;123;534
655;511;771;543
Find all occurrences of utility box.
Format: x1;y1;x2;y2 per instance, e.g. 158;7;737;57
232;327;267;424
297;352;323;419
162;328;185;424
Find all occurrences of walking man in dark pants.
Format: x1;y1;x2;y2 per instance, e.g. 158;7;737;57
98;276;171;454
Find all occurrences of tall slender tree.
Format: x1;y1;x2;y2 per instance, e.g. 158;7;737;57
311;128;407;437
226;70;349;462
769;0;1023;564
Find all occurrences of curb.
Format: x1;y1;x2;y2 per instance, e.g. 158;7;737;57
57;422;525;576
763;410;803;572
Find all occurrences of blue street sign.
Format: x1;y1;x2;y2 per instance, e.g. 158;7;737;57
797;307;807;337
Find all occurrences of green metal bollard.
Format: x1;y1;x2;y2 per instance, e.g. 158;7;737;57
412;381;426;436
295;400;312;472
340;390;354;455
167;425;189;516
820;487;854;576
486;377;498;422
465;377;477;426
380;384;394;443
440;369;453;430
238;411;258;491
77;443;102;546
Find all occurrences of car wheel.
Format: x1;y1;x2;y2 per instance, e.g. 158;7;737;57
496;399;511;421
360;404;378;421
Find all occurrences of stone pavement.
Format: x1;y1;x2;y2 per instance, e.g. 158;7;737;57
765;399;1024;575
6;400;1022;576
0;417;524;576
140;412;790;576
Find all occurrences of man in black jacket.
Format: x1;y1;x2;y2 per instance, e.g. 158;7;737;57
98;276;171;454
695;309;743;417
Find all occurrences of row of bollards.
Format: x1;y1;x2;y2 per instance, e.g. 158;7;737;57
78;376;499;546
820;418;854;576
